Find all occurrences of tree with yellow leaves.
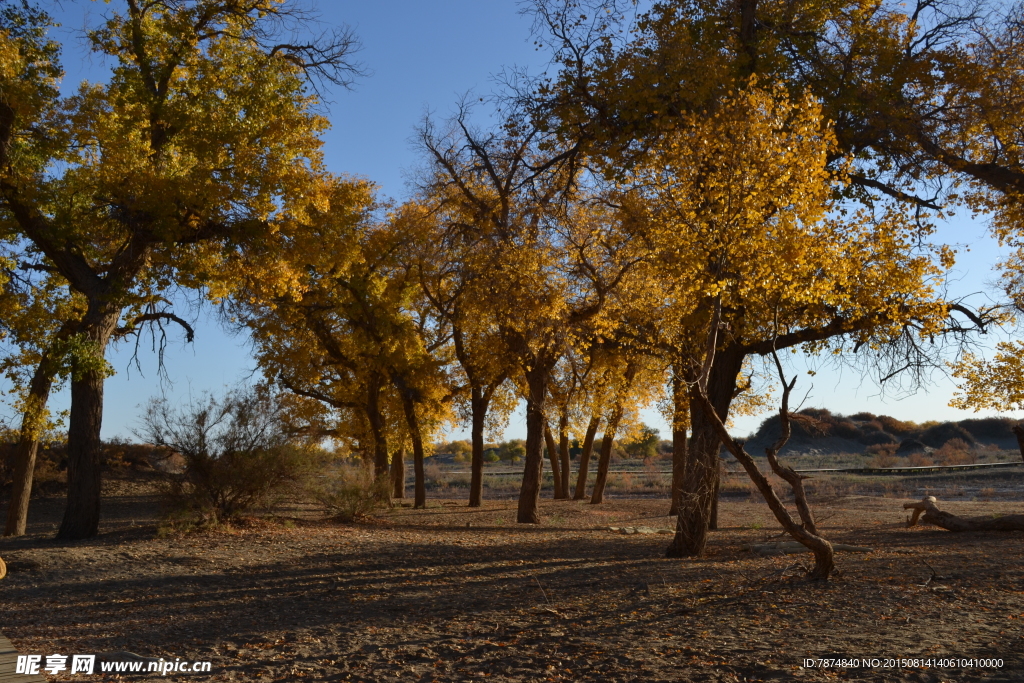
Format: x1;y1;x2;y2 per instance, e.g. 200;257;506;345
0;0;360;539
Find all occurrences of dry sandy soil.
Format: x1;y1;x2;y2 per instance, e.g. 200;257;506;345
1;476;1022;682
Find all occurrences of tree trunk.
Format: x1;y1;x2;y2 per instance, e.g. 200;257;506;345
573;415;600;500
905;497;1024;531
468;386;488;507
544;424;565;499
399;393;427;509
558;414;571;500
365;374;391;483
667;345;743;557
669;368;688;517
517;364;550;524
4;355;56;537
390;446;406;499
57;311;118;541
590;404;624;504
1013;424;1024;464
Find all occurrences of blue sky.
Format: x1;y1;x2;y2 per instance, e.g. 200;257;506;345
8;0;1023;442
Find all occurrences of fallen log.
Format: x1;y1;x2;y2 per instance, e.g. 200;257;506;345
743;541;873;555
904;496;1024;532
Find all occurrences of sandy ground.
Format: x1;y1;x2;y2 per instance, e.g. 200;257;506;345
1;478;1022;682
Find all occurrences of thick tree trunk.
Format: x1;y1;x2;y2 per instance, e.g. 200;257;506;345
667;346;743;558
669;368;688;517
573;415;600;500
544;424;565;499
4;356;56;537
399;393;427;509
468;387;488;507
590;405;624;505
365;375;391;484
517;365;550;524
390;446;406;499
1013;424;1024;464
57;312;118;541
558;414;571;500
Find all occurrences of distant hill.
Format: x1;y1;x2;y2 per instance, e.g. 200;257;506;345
741;409;1021;457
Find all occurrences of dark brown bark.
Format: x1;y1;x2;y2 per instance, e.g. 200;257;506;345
669;368;688;517
57;310;119;541
390;446;406;499
572;415;600;500
905;498;1024;531
558;414;571;500
544;424;565;499
590;405;623;505
517;365;551;524
1013;424;1024;465
667;345;744;558
365;374;391;483
398;393;427;509
4;354;57;537
469;386;488;507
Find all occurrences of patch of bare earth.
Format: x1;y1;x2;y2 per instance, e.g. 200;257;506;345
1;480;1022;682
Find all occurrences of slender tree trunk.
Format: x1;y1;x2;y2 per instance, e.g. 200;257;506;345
1013;424;1024;465
558;414;571;500
669;367;688;517
4;355;57;537
573;414;600;500
469;386;488;507
590;405;624;504
544;424;565;499
391;446;406;499
399;393;427;509
57;310;119;541
667;346;744;558
517;364;551;524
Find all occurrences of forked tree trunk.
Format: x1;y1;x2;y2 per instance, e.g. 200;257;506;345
468;386;488;507
573;415;600;500
669;368;688;517
544;424;565;499
590;405;624;505
391;446;406;499
57;311;119;541
558;415;571;500
517;364;551;524
4;355;57;537
667;346;743;557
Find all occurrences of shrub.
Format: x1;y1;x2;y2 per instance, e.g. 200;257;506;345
310;461;390;522
919;423;976;449
958;417;1017;442
866;443;897;458
869;451;898;468
907;452;934;467
936;438;976;466
850;412;877;421
139;388;325;525
877;415;916;436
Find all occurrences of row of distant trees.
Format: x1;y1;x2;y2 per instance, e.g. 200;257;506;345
2;0;1024;568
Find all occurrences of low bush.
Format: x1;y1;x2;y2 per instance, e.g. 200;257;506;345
309;461;390;522
140;388;326;525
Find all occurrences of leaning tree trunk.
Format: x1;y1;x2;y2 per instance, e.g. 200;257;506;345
557;414;571;500
517;364;552;524
573;414;600;500
669;367;689;517
468;386;488;507
590;404;624;505
667;346;744;558
57;310;119;541
544;424;565;499
391;446;406;499
4;354;57;537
